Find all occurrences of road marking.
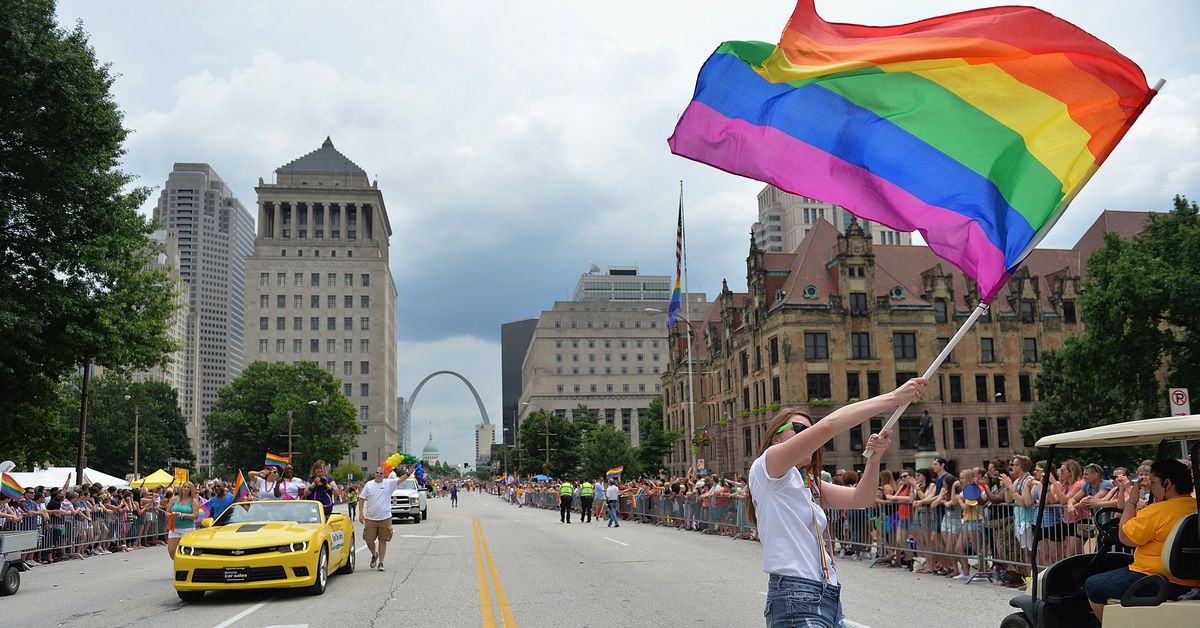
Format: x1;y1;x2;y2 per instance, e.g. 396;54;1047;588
265;625;309;628
759;591;767;597
845;621;871;628
398;534;462;539
602;537;628;546
212;601;269;628
470;516;497;628
356;543;371;554
477;517;518;628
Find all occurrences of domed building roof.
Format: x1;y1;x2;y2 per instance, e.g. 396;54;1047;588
422;435;439;454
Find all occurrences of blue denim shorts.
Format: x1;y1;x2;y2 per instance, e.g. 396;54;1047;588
1084;567;1146;604
764;574;843;628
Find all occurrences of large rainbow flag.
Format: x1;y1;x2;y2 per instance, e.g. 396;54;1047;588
1;473;23;500
669;1;1156;302
606;465;624;479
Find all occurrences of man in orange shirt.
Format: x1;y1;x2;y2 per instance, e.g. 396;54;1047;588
1084;459;1199;621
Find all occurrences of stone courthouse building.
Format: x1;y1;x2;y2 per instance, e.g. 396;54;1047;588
661;211;1148;478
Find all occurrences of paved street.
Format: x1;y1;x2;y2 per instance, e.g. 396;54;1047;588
7;493;1017;628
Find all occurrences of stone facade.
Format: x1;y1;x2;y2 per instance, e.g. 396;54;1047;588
662;212;1147;478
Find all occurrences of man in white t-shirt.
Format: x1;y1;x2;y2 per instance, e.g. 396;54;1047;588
604;479;621;528
358;465;411;572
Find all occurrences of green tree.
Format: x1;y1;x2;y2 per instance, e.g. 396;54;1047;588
1;2;180;473
206;361;359;476
632;398;681;477
579;425;641;480
517;410;582;479
1022;196;1198;466
63;375;194;478
330;462;365;486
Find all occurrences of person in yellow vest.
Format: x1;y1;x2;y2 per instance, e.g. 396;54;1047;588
559;480;573;524
579;480;595;523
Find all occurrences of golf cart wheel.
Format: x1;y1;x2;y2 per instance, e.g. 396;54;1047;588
999;612;1031;628
1;564;19;596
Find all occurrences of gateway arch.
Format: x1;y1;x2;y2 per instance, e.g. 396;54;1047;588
405;372;491;449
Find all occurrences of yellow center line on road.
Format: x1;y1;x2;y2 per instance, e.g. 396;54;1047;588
475;517;517;628
469;515;497;628
444;511;516;627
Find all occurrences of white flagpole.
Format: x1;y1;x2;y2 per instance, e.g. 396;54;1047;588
680;181;697;469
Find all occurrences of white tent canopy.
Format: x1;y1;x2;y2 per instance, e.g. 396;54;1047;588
8;466;130;489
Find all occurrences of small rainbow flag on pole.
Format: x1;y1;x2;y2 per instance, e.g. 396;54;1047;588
264;452;290;468
233;470;249;501
1;473;23;499
667;198;683;329
606;466;624;479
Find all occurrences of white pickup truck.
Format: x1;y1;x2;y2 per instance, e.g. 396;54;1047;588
389;477;428;523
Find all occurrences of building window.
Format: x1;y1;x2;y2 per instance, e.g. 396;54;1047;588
276;294;286;308
899;418;921;450
310;272;319;287
993;374;1006;402
975;374;989;402
343;361;352;375
851;332;871;359
849;292;869;316
310;339;319;353
360;273;370;287
361;295;370;308
327;339;336;353
744;428;753;458
850;425;864;451
867;372;881;397
997;417;1010;448
344;339;353;353
804;333;828;360
344;295;353;308
260;273;269;286
1019;374;1033;402
1022;337;1038;362
360;406;369;421
1019;300;1035;323
260;294;269;308
740;351;749;376
978;418;990;448
806;373;832;399
277;339;286;353
294;295;304;308
311;295;320;308
293;317;302;331
361;339;369;353
327;317;337;330
555;340;562;349
896;371;918;389
934;299;948;323
310;317;320;330
937;336;953;362
847;372;861;399
949;375;963;403
344;383;353;397
258;339;268;353
573;384;581;393
893;332;916;360
952;419;966;449
980;338;995;363
361;317;370;330
344;316;353;330
1063;300;1077;324
259;316;268;330
590;384;597;393
360;361;369;375
327;273;337;287
344;273;353;287
771;376;781;402
328;295;336;308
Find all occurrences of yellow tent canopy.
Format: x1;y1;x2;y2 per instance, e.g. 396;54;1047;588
133;468;174;488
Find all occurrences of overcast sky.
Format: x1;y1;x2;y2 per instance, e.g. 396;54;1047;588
56;1;1199;469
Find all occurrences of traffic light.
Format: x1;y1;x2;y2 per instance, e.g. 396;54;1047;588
462;462;470;469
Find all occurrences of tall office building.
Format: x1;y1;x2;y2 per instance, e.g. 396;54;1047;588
475;423;495;469
752;184;912;253
243;138;399;470
152;164;255;471
396;397;412;455
517;266;707;446
500;318;537;446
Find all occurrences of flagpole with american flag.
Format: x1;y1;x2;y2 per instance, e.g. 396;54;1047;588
668;181;697;468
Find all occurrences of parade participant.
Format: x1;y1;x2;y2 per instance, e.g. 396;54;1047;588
347;485;358;520
277;465;306;500
559;480;573;524
247;467;281;501
450;482;459;508
358;464;412;572
205;481;234;522
605;478;620;528
579;479;594;523
307;460;338;520
748;378;926;627
165;482;201;559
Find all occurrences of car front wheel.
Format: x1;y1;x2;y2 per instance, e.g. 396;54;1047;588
177;590;204;602
336;534;355;575
306;546;329;596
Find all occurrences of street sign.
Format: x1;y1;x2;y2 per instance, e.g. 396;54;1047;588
1169;387;1190;416
174;467;189;485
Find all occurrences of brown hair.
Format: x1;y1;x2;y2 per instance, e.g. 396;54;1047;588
747;406;820;524
879;470;897;495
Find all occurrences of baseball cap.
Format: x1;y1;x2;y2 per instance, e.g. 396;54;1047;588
934;456;949;466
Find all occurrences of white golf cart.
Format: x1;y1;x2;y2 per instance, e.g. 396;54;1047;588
1001;414;1200;628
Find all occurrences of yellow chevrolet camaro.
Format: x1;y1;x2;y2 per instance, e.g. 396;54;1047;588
173;500;354;601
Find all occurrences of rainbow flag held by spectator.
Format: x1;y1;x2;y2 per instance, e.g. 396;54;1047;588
233;470;249;501
668;0;1158;302
1;473;23;499
197;499;211;521
606;466;624;479
264;452;290;467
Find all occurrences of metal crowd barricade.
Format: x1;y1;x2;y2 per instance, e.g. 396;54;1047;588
10;506;172;563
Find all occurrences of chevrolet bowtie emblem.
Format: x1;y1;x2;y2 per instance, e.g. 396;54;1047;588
231;549;244;555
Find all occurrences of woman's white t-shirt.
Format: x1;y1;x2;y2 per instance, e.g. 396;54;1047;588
749;453;839;585
255;478;276;501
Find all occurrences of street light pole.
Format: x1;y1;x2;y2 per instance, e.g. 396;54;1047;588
124;394;139;480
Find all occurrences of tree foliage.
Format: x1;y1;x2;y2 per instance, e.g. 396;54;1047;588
516;410;582;479
0;1;180;470
633;398;680;477
579;425;640;481
1022;196;1198;466
206;361;359;477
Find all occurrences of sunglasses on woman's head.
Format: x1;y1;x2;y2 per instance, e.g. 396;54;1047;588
774;421;808;435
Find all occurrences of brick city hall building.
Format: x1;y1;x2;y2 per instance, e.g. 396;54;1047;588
660;211;1147;478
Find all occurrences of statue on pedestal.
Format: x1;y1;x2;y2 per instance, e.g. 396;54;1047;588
917;409;936;452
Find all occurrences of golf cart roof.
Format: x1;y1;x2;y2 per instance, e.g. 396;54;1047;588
1036;414;1200;448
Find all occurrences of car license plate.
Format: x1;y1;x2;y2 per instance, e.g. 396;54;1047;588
224;567;249;581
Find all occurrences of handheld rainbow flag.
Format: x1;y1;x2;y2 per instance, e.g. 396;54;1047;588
264;452;290;468
667;200;683;328
606;466;624;479
233;470;249;501
669;0;1158;302
1;473;23;499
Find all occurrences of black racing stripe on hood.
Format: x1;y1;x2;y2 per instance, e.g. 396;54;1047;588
236;523;267;532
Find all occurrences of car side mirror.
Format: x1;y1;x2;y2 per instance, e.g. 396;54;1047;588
327;513;345;525
200;518;214;528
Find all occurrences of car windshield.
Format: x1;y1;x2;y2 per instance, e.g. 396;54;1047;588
214;501;322;525
398;479;417;490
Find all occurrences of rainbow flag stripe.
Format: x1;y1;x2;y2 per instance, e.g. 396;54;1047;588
264;452;290;467
668;1;1155;301
233;470;249;501
1;473;23;499
606;466;624;478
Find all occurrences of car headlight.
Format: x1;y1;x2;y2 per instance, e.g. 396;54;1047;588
178;546;203;556
277;541;309;553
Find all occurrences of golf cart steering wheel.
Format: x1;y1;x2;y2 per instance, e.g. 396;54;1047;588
1093;508;1128;549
